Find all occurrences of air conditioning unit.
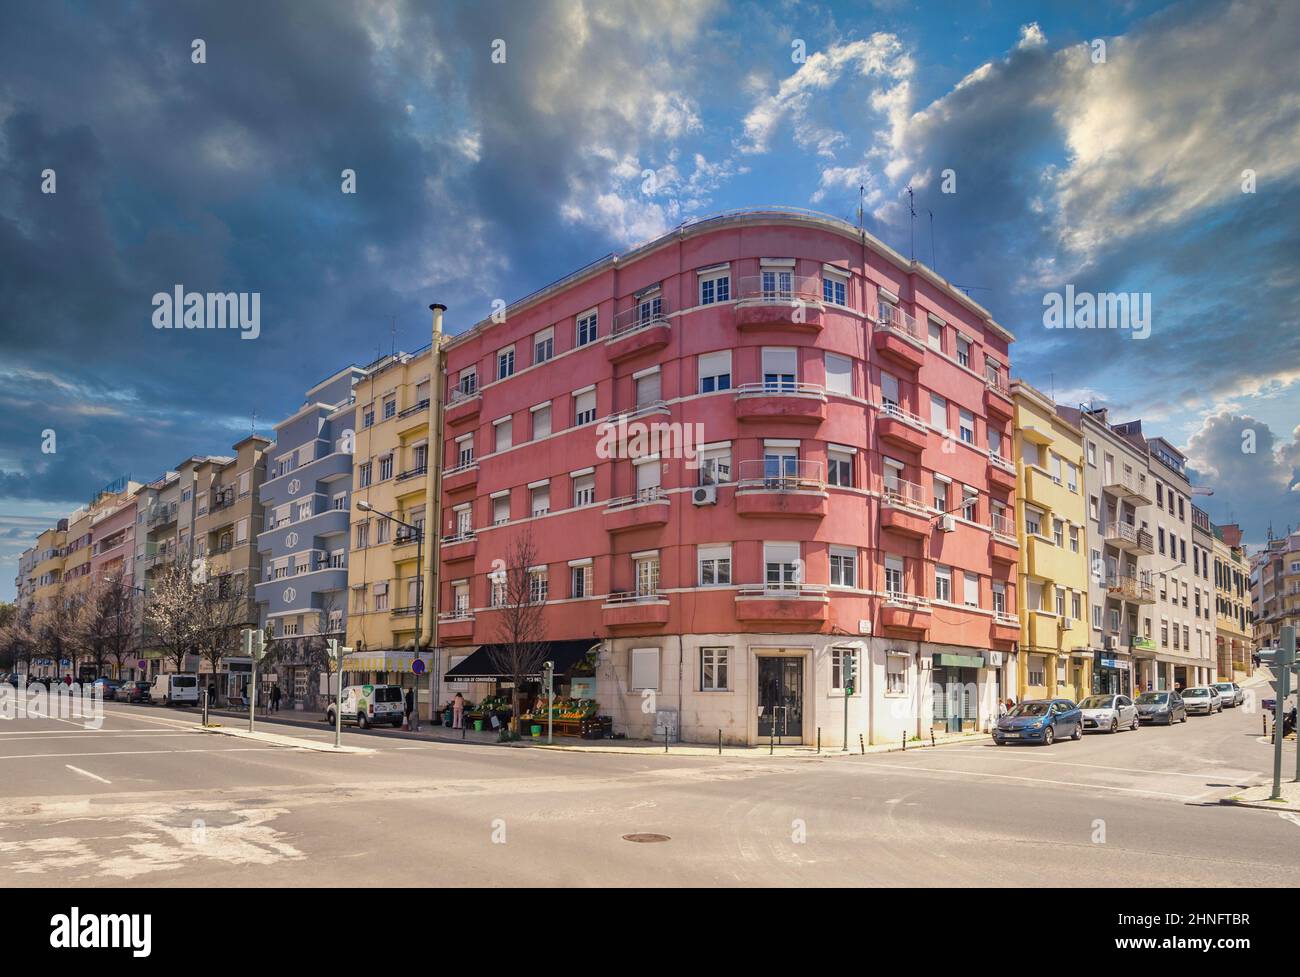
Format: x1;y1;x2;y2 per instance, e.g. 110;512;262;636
1059;617;1073;630
692;485;718;506
939;513;957;533
1106;635;1119;651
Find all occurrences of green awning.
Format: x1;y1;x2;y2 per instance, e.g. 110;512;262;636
935;653;984;669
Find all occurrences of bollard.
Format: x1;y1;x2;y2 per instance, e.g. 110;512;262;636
902;732;906;752
817;727;821;754
462;722;466;740
770;727;774;756
931;729;936;748
718;729;722;755
664;726;669;753
859;733;865;755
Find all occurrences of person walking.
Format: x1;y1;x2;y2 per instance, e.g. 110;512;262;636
452;691;465;730
404;687;415;731
271;683;281;713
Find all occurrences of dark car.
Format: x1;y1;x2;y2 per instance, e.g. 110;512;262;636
993;698;1084;746
120;681;152;703
1135;690;1186;725
90;677;122;700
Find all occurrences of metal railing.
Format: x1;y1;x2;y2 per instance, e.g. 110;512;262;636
599;400;670;426
147;503;178;528
736;459;824;491
988;450;1016;473
734;380;826;398
440;530;475;546
879;400;928;428
737;583;827;599
442;460;479;477
610;299;671;338
448;383;479;405
396;465;428;482
876;303;924;342
734;274;823;305
990;513;1017;539
398;399;430;419
882;477;928;512
438;610;474;623
883;591;930;609
605;486;667;510
985;368;1010;396
605;590;665;605
1107;573;1155;602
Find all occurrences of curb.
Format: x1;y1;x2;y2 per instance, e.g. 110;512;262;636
195;723;373;754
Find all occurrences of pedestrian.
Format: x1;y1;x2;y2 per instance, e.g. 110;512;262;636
208;681;217;707
452;691;465;730
404;687;415;729
273;683;281;712
997;698;1009;719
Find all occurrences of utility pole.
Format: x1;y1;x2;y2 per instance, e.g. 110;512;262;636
326;638;350;750
1270;625;1294;799
242;627;264;733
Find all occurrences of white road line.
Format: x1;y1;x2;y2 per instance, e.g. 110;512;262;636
926;752;1252;782
0;728;193;736
64;764;111;784
0;747;279;760
854;760;1202;800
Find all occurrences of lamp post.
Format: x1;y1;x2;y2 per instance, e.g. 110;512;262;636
356;500;424;731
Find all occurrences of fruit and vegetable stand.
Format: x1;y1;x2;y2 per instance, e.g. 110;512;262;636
522;697;609;737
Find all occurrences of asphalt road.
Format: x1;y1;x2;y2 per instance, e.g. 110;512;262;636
0;679;1296;887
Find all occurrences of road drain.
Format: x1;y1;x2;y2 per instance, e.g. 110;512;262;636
622;833;670;843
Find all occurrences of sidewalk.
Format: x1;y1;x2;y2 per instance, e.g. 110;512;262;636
1220;780;1300;813
172;703;987;758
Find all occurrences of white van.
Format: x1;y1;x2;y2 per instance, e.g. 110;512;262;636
150;673;200;706
325;684;405;729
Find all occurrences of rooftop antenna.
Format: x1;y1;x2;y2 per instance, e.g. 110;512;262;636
389;314;398;357
250;412;257;437
905;186;916;260
928;208;936;274
857;184;865;237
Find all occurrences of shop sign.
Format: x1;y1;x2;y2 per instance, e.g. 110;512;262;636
1101;658;1123;669
571;677;596;698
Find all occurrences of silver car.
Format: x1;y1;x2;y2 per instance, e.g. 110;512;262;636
1078;694;1140;733
1212;681;1244;707
1180;686;1222;715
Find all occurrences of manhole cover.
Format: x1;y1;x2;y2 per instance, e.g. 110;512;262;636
622;833;670;843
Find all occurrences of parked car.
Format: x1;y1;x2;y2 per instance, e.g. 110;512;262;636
1180;685;1222;715
1212;682;1244;707
120;680;152;703
325;683;405;729
90;677;122;700
993;698;1083;746
1078;694;1140;733
1135;690;1187;725
149;673;199;706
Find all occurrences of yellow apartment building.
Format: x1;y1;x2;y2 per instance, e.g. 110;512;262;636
1012;381;1093;702
1212;524;1251;679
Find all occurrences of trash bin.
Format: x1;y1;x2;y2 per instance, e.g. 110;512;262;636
947;715;962;734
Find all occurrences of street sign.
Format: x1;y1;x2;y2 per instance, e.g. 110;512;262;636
136;659;147;670
411;659;426;675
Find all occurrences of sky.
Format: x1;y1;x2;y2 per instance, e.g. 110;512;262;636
1;0;1298;601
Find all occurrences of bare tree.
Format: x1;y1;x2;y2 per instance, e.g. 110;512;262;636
74;578;114;679
486;528;548;733
192;567;252;696
39;584;81;680
259;592;342;711
145;559;201;674
0;602;36;676
100;576;138;681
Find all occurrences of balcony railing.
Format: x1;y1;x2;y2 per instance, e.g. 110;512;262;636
734;274;823;305
990;513;1017;539
878;401;928;428
147;504;178;528
882;477;928;512
439;610;473;623
988;451;1016;473
994;612;1020;627
737;583;827;599
390;604;422;618
600;400;671;427
442;460;479;477
736;459;824;491
448;385;479;405
735;380;826;399
605;590;666;605
1107;573;1155;602
876;303;925;342
985;369;1010;397
396;465;428;482
394;528;422;547
605;486;666;510
440;530;475;546
610;298;671;338
883;591;930;610
398;399;430;419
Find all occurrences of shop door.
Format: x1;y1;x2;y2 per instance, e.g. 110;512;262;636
757;657;803;741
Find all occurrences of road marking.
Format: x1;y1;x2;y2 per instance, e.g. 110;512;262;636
922;751;1253;782
64;764;111;784
1281;813;1300;827
0;747;279;761
852;760;1202;800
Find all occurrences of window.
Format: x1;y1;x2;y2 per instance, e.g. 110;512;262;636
927;319;943;351
1072;591;1082;620
822;276;846;305
456;436;474;468
458;367;477;396
576;310;598;346
824;353;852;396
455;506;472;537
992;581;1007;615
496;346;515;380
532;404;552;439
1086;441;1096;466
956;335;971;367
989;429;1004;458
880;371;900;409
379;455;393;481
885;555;905;596
373;582;388;612
362;405;375;428
570;563;592;599
296;500;312;521
962;485;978;522
827;448;853;487
358;462;372;488
1066;462;1078;492
886;655;908;695
528;569;548;604
494;417;512;453
829;546;857;588
635;556;660;596
330;550;345;569
831;647;859;693
935;565;952;602
453;582;470;615
490;573;507;608
699;271;730;306
1028;656;1046;688
572;473;595;508
355;521;370;548
235;518;248;544
1025;506;1042;537
698;351;732;393
761;267;793;298
930;393;947;431
634;370;661;407
959;409;975;444
698;444;732;485
963;573;979;608
1092;604;1102;629
933;477;948;514
533;327;554;365
1070;525;1080;552
761;347;797;391
698;545;732;586
764;542;801;591
700;648;730;691
630;648;660;691
238;471;250;497
1053;518;1065;547
530;483;550;517
493;495;510;526
573;387;597;426
383;397;396;420
374;519;389;545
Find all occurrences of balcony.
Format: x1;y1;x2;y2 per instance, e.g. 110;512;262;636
735;461;827;519
872;306;926;369
879;593;932;634
440;532;477;562
1107;573;1156;604
879;478;931;538
601;592;669;629
606;302;671;362
733;275;824;332
441;461;479;493
1026;611;1061;650
989;515;1019;564
734;382;827;424
438;612;475;641
445;387;481;424
390;604;421;619
987;452;1017;492
876;402;929;452
1025;534;1076;582
598;401;672;442
603;489;671;534
734;584;829;625
396;399;430;434
1103;469;1152;504
991;613;1020;644
1103;520;1154;554
146;503;178;529
984;373;1014;421
396;464;428;484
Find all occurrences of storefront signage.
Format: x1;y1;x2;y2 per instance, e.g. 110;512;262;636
935;653;984;669
1131;637;1155;652
570;677;596;698
1101;658;1123;669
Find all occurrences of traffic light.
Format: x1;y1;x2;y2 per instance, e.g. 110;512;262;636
325;638;339;663
542;660;554;695
242;627;266;661
842;652;856;696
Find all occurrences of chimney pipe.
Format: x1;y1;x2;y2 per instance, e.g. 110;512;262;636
420;304;446;655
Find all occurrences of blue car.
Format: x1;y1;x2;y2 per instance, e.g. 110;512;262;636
992;698;1083;746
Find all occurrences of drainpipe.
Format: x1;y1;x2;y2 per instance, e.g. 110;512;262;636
421;304;447;716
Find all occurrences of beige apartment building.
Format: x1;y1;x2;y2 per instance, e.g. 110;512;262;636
1253;530;1300;650
1213;522;1251;678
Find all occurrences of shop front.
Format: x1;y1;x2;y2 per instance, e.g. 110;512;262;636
1093;651;1133;696
340;649;435;717
931;653;984;732
441;639;606;737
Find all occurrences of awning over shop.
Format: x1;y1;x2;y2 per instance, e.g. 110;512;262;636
342;650;434;674
934;653;984;669
444;639;598;683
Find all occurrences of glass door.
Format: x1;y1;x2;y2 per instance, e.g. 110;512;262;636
757;657;804;741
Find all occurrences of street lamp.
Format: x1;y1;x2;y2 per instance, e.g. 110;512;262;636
355;499;424;731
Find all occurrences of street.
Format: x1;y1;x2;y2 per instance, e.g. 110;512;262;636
0;682;1296;888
